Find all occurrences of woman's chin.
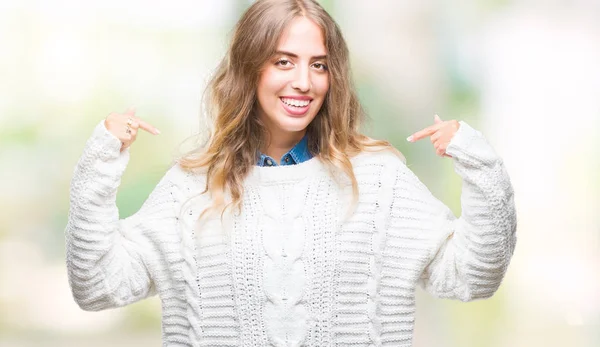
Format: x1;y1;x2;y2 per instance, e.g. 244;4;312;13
279;125;309;133
276;115;314;132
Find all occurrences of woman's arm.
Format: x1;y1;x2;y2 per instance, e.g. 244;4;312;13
65;120;182;311
391;121;517;302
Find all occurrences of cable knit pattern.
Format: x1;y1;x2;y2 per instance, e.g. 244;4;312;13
66;120;517;347
261;181;310;347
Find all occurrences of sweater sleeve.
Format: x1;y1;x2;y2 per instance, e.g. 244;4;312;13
65;120;183;311
391;121;517;302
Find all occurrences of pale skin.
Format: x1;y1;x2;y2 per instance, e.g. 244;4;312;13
256;17;329;163
407;114;461;158
104;108;160;152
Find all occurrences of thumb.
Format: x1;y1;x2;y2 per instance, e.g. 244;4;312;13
124;107;136;116
434;114;442;123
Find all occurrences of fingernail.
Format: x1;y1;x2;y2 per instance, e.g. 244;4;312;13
406;135;413;142
154;128;161;135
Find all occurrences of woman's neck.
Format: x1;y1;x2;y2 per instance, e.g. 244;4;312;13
261;130;306;163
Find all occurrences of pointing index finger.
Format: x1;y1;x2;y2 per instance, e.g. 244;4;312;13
138;119;161;135
407;123;442;142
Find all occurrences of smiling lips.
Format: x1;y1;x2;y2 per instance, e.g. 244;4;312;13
280;96;312;116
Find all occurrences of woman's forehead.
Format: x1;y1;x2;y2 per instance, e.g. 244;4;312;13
276;17;327;57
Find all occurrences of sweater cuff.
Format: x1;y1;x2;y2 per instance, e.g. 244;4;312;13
445;120;500;166
446;121;478;153
88;119;129;162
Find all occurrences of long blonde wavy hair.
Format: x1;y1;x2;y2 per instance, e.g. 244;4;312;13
178;0;404;221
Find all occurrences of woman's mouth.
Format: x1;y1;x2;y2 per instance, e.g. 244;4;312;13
280;97;312;116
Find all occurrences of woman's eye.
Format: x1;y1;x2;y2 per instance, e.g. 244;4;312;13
276;59;291;67
313;63;328;71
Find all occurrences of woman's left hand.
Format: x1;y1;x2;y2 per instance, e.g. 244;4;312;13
406;114;460;158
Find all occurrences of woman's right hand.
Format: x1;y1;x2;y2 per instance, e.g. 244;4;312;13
104;108;161;152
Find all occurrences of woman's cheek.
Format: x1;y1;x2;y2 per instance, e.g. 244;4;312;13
316;74;329;94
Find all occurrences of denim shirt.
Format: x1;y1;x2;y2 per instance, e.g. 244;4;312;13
256;133;313;166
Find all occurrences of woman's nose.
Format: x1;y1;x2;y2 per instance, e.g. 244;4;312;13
291;66;311;92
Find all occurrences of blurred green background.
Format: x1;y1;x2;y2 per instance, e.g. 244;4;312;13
1;0;598;346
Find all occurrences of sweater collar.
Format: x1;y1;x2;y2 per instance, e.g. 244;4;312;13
248;155;324;184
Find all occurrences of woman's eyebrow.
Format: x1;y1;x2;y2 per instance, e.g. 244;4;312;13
275;50;327;60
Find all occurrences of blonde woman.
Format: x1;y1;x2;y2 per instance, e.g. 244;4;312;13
65;0;517;346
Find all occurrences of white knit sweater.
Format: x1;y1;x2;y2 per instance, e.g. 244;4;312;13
66;120;517;347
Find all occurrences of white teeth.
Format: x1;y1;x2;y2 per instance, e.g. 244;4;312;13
281;98;310;107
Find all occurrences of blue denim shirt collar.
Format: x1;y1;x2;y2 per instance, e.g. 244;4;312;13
256;133;313;166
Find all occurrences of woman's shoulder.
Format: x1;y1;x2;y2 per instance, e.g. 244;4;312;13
159;161;208;192
350;146;408;171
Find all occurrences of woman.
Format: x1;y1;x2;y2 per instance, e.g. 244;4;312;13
65;0;517;346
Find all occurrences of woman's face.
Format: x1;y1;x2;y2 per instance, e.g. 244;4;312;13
256;16;330;142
